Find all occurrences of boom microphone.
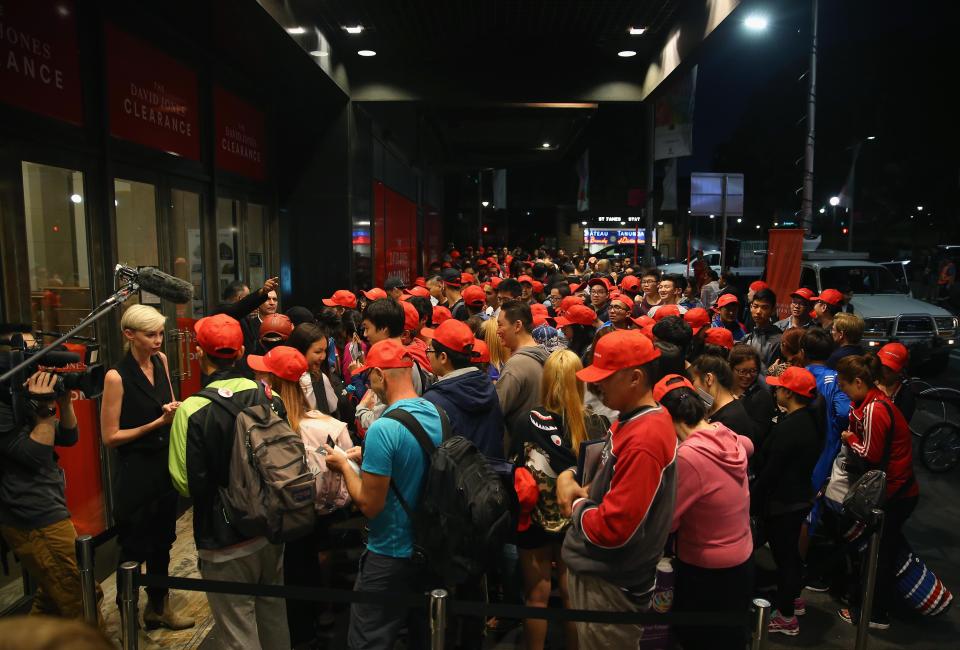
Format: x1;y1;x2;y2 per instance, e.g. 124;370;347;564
133;267;194;304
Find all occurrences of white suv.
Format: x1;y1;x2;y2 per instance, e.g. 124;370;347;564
800;255;958;373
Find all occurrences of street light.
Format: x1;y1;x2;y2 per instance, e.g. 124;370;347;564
481;201;489;207
829;196;840;206
819;207;826;214
744;14;770;31
917;205;924;211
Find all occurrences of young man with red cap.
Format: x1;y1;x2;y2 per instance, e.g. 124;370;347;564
812;288;844;333
876;342;914;422
322;289;358;317
461;284;489;320
421;320;504;458
258;313;294;352
775;288;816;331
741;288;783;369
556;330;677;648
323;339;443;648
587;277;613;323
711;294;748;342
754;367;822;636
169;314;290;649
496;301;550;456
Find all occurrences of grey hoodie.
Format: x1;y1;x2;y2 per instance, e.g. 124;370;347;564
496;344;550;457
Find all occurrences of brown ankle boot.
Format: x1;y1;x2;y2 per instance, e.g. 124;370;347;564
142;595;195;631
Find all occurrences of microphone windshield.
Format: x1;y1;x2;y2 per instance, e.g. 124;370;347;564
137;267;194;304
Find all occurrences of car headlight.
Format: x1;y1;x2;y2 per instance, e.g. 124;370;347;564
935;317;958;336
864;318;892;336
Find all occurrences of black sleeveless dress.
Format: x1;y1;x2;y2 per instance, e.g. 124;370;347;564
112;352;178;550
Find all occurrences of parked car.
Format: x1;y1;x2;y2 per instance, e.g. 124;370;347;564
659;250;722;278
801;254;957;374
592;244;664;266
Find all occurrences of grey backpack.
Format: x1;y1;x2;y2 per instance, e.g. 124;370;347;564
199;388;317;543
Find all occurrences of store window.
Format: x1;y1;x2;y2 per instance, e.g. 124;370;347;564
246;203;266;289
21;162;92;335
170;189;205;318
114;179;159;269
216;197;240;301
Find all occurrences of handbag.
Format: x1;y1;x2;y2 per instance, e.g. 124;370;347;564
841;401;897;522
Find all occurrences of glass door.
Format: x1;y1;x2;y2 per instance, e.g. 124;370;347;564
170;188;205;319
113;178;160;308
246;202;267;289
216;197;240;301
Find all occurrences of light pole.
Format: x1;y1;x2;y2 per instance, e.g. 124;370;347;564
845;136;876;251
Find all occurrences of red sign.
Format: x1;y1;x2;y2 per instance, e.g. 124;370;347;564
105;23;200;159
765;229;805;320
0;0;83;125
214;86;266;180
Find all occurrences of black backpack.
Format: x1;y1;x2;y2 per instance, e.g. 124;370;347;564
384;406;512;586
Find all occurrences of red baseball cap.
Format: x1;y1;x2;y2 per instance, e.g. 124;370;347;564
576;329;661;382
247;346;308;382
813;288;844;306
403;285;430;298
322;289;357;309
461;273;476;285
790;287;816;302
652;304;681;322
684;307;711;333
715;294;739;309
877;342;909;373
749;280;769;293
477;259;488;267
401;300;420;332
353;338;414;374
488;276;503;289
421;319;476;355
259;313;294;340
450;250;461;259
517;275;534;286
462;285;486;307
568;282;582;294
653;374;696;403
703;327;735;351
766;366;817;398
414;276;427;288
362;288;388;301
557;295;585;315
472;338;490;363
630;314;656;328
532;280;544;294
620;275;641;293
609;292;632;309
587;277;614;292
432;305;453;325
530;303;550;327
195;314;244;359
555;304;597;328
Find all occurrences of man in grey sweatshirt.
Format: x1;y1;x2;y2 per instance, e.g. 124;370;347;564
495;301;549;457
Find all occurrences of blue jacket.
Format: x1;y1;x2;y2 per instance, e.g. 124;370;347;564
807;364;852;491
423;368;505;459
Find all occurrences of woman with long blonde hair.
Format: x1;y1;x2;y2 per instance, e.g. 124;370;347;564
481;317;510;380
516;349;609;650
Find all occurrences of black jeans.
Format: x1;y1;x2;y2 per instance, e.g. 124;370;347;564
347;550;425;650
765;510;807;617
283;520;329;647
852;495;918;619
674;557;754;650
115;490;178;608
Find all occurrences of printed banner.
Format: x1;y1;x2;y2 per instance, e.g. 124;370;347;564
0;0;83;125
214;86;267;180
654;65;697;160
106;23;200;159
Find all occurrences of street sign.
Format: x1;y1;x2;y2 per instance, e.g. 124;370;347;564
690;172;744;269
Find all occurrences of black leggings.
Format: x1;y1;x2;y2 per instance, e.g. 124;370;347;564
765;510;807;617
115;490;179;608
674;557;754;650
852;495;917;618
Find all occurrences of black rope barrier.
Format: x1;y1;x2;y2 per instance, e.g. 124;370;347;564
137;573;753;627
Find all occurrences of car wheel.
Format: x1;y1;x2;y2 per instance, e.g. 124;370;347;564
921;422;960;473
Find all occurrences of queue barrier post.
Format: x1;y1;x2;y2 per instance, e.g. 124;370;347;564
429;588;448;650
119;561;139;650
751;597;770;650
75;534;98;627
855;508;885;650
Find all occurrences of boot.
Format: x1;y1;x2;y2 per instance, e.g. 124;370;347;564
142;594;195;631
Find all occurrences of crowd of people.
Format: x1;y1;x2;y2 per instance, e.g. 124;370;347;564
0;243;927;650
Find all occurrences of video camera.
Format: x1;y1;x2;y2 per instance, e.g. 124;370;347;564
0;331;105;416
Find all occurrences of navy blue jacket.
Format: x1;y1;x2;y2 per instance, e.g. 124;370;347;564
423;368;505;459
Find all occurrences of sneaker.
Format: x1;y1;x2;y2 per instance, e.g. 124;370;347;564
805;577;831;592
768;610;799;636
794;598;806;616
837;608;891;630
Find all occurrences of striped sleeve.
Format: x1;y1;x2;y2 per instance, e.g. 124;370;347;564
847;401;890;464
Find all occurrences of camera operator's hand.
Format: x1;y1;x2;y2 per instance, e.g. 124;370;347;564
160;401;180;425
25;371;58;405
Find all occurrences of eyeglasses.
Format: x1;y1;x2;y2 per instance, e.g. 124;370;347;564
425;348;436;354
608;304;628;311
735;367;759;377
589;288;608;296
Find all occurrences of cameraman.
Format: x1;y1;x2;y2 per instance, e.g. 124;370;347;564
0;333;97;620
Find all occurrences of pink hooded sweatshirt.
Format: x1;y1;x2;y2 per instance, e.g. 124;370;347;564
671;422;754;569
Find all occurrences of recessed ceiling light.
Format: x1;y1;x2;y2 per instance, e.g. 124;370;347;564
70;193;82;204
628;27;646;35
357;49;377;57
286;26;307;35
618;50;637;58
541;142;551;149
309;50;329;57
344;25;364;34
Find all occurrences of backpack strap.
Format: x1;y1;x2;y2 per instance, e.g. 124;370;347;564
197;387;243;418
877;399;916;499
382;404;452;519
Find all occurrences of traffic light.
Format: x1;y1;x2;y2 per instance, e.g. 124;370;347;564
841;227;849;235
482;225;489;233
